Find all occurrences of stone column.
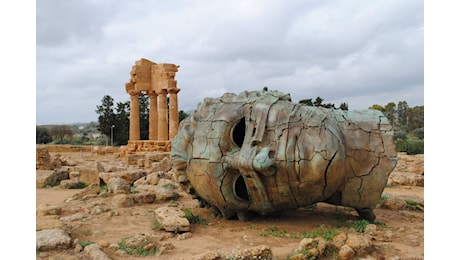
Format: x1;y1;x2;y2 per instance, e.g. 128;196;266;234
158;89;169;141
148;91;158;140
128;90;140;141
168;88;181;140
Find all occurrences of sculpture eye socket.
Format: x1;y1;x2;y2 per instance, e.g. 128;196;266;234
232;118;246;148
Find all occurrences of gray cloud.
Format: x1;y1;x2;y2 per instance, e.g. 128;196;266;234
36;0;423;124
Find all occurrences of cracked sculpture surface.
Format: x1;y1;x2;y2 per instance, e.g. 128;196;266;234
171;90;397;222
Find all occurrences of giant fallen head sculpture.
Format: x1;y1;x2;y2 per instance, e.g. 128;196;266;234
171;90;397;222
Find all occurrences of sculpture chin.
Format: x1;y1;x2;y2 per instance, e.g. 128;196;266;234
171;90;397;222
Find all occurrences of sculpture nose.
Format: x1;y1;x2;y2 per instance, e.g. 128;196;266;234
252;147;276;176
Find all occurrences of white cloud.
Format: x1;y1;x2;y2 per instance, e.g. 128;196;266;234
36;0;424;124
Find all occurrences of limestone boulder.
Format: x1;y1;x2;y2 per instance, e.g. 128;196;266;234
73;164;100;185
37;204;62;216
107;177;131;194
36;147;52;170
154;206;190;232
36;215;66;231
36;170;57;188
112;194;134;208
36;229;72;251
99;168;146;185
133;171;161;187
83;244;112;260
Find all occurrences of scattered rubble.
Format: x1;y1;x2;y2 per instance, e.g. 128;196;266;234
36;147;424;259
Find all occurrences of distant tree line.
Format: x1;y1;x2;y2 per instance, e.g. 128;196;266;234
369;101;423;155
36;125;73;144
36;123;102;145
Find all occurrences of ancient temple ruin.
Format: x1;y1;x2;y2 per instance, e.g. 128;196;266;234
125;58;180;153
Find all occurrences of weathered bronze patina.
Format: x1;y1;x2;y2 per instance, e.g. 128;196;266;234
171;90;397;221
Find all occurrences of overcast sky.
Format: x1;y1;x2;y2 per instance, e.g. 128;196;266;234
36;0;424;125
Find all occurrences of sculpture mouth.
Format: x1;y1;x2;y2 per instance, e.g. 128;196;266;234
233;174;250;202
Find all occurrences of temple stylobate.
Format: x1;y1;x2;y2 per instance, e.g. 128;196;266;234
125;58;180;153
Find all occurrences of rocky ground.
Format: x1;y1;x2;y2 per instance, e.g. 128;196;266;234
36;148;424;260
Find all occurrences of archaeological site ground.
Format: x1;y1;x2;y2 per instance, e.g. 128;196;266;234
36;145;423;260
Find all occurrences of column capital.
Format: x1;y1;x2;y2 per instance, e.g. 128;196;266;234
168;87;181;94
158;89;168;95
128;89;140;96
147;90;158;97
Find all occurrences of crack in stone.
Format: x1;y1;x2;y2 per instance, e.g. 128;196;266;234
322;150;338;197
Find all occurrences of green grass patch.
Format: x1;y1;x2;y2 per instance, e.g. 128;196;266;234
79;241;94;248
353;219;370;233
405;200;423;211
151;214;163;231
183;208;207;224
260;226;287;238
302;225;340;241
117;239;157;256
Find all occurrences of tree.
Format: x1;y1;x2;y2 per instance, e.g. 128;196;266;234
313;97;324;107
36;126;52;144
299;99;313;106
384;102;396;126
339;102;348;110
407;105;424;131
114;101;130;145
369;104;385;111
95;95;116;145
397;101;409;127
139;92;150;140
178;110;190;122
49;125;73;144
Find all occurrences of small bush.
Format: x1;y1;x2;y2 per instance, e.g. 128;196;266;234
353;219;369;233
79;241;94;248
260;226;287;238
134;246;157;256
302;225;340;241
396;139;424;155
183;208;206;224
117;239;157;256
405;200;423;211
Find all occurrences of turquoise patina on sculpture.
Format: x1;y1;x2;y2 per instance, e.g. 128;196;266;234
171;90;397;221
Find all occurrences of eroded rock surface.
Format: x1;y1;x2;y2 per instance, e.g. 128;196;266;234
171;90;397;221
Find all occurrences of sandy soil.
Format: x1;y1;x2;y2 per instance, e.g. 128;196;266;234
36;153;424;259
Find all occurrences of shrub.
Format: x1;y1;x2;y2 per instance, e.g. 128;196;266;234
302;225;340;241
260;226;287;238
396;139;424;155
183;208;206;224
79;241;94;248
353;219;369;233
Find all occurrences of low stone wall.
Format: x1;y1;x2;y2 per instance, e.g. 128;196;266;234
36;145;117;154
